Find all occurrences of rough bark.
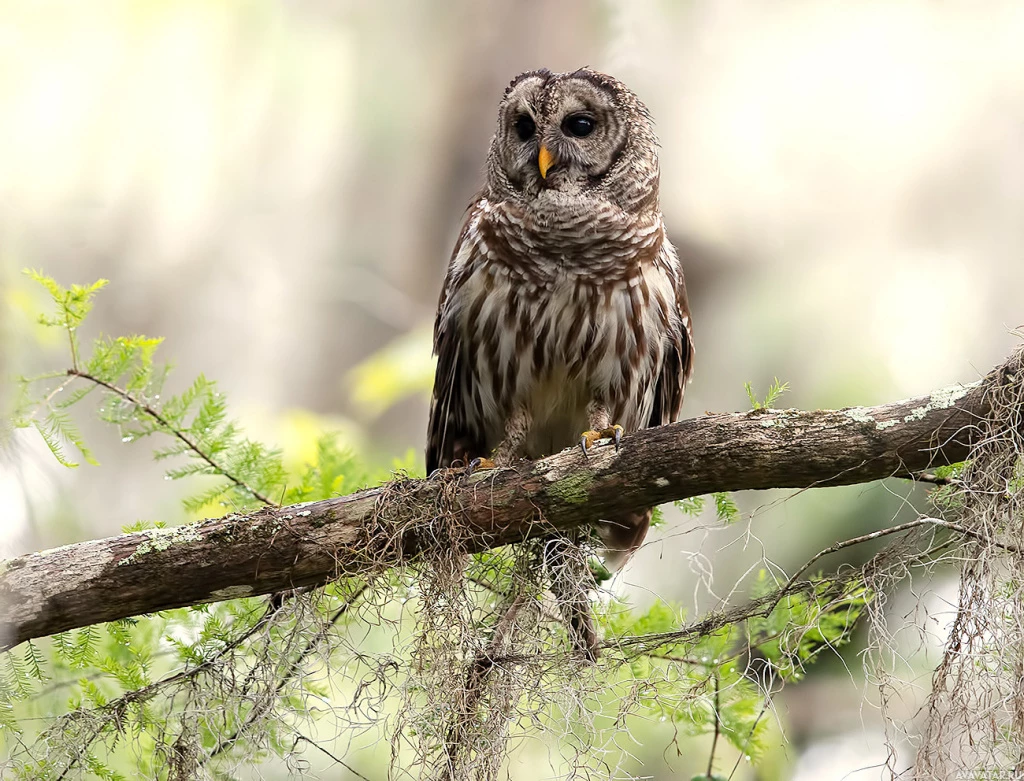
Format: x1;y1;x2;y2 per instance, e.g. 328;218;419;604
1;355;1011;651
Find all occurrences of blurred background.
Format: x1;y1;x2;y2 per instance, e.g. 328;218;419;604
3;0;1024;778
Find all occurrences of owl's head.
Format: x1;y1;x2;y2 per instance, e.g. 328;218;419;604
485;68;659;214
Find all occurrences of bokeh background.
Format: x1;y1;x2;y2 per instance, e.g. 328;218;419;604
3;1;1024;778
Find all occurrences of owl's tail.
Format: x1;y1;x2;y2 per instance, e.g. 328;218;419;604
544;535;600;662
597;508;653;571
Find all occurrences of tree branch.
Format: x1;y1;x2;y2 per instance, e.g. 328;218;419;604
2;351;1016;651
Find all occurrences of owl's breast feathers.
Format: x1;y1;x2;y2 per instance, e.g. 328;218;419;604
426;197;693;472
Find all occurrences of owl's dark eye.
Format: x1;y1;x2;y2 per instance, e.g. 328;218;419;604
563;114;596;138
513;114;536;141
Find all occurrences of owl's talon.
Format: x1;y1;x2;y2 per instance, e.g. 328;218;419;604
579;431;598;458
579;425;624;457
611;424;623;451
467;456;497;476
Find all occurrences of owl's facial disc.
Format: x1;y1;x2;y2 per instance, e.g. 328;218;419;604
489;69;656;210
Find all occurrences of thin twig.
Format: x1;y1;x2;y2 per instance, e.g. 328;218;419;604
612;568;868;661
706;673;720;778
66;368;275;506
647;651;715;666
64;313;78;372
729;700;769;781
55;719;106;781
125;600;283;703
931;518;1024;555
291;732;372;781
27;375;82;421
774;516;1023;612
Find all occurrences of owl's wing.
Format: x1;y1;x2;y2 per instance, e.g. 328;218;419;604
647;244;694;428
425;204;487;473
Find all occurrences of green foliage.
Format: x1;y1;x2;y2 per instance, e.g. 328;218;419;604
604;597;769;761
467;548;521;596
744;376;790;410
121;520;167;533
650;504;666;528
23;269;108;369
748;571;870;681
280;434;364;505
15;271;293;513
712;492;740;524
929;461;968;513
606;598;684;642
2;273;373;776
669;492;739;524
674;495;706;517
28;406;96;468
931;462;964;482
602;570;870;764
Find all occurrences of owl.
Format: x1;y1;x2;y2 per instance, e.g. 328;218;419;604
426;68;694;658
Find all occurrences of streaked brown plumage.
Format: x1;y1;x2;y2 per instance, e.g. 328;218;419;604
427;68;694;658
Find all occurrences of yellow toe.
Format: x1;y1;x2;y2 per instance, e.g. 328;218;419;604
468;456;497;475
580;425;624;456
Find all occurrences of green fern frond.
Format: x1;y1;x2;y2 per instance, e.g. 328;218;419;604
712;492;740;524
3;652;32;699
52;632;74;667
744;377;791;410
674;496;706;517
763;377;791;408
84;753;128;781
23;642;48;683
31;418;76;467
163;462;219;481
70;626;99;670
181;482;235;514
160;374;212;427
47;408;97;466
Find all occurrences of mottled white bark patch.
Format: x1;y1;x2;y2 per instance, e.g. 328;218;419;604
845;407;876;425
902;383;978;424
117;525;203;566
846;407;901;429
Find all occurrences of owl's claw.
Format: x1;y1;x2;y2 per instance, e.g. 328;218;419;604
467;456;497;476
579;425;624;457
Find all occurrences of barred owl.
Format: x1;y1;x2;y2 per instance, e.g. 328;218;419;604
426;68;694;658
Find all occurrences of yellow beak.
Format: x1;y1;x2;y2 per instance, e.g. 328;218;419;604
538;145;556;179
